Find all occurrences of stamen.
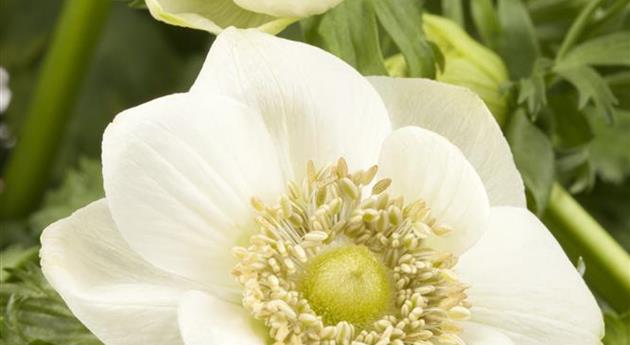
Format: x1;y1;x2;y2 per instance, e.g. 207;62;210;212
232;159;471;344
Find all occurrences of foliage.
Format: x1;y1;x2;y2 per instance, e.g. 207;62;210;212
603;310;630;345
0;258;103;345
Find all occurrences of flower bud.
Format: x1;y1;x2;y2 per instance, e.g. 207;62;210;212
386;14;510;126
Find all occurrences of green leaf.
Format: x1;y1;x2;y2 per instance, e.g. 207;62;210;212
555;65;618;121
517;58;551;118
506;109;555;214
603;311;630;345
497;0;541;79
588;108;630;183
558;31;630;69
301;0;387;75
28;158;104;233
0;264;102;345
0;246;38;282
371;0;436;77
470;0;500;48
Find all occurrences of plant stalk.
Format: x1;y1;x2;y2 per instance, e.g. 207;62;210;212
0;0;112;220
543;184;630;312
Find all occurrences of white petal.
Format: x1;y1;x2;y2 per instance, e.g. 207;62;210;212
378;127;490;254
368;77;525;208
145;0;296;34
178;291;266;345
234;0;343;17
461;323;515;345
40;199;197;345
458;207;604;345
191;28;391;179
102;93;286;300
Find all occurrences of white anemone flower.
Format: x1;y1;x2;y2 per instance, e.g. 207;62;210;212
145;0;343;34
41;29;604;345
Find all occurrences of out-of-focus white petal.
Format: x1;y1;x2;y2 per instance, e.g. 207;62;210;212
234;0;343;17
378;126;490;254
178;291;266;345
40;199;197;345
368;77;525;208
191;28;391;179
102;93;286;301
145;0;296;34
0;67;11;113
461;323;515;345
458;207;604;345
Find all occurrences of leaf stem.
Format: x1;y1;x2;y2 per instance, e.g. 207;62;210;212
543;184;630;312
556;0;604;60
0;0;112;220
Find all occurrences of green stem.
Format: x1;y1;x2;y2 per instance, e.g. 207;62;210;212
0;0;111;220
555;0;603;60
543;184;630;313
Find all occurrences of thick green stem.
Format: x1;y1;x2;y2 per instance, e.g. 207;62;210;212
543;184;630;312
0;0;111;220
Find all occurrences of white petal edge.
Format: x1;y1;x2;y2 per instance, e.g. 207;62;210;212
458;207;604;345
461;323;515;345
102;92;286;301
40;199;197;345
191;28;392;180
368;77;525;208
178;291;266;345
145;0;296;34
234;0;343;17
378;126;490;255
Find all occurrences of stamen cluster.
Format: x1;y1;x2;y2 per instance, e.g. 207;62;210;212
232;159;471;345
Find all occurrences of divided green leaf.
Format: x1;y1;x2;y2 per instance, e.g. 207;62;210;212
557;31;630;69
555;65;618;122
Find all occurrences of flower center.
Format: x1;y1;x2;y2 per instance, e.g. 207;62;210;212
232;158;471;345
300;245;393;327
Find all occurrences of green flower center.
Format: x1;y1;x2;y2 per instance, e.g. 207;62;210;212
300;245;393;327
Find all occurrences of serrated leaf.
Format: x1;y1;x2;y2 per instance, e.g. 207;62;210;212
301;0;387;75
0;264;102;345
603;311;630;345
506;109;555;214
371;0;436;77
558;31;630;69
555;65;618;121
497;0;541;79
517;58;551;118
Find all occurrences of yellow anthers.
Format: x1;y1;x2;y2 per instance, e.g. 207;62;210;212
232;159;471;345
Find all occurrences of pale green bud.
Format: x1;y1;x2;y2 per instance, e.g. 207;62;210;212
386;14;510;126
